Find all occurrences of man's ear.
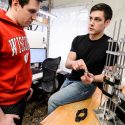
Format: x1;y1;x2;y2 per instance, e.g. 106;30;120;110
104;19;111;28
12;0;20;10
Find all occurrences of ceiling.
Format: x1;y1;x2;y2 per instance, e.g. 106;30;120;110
47;0;125;20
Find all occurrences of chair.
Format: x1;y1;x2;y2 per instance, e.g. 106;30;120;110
37;56;61;93
31;56;61;115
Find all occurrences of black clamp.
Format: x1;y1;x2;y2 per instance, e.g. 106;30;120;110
75;108;88;122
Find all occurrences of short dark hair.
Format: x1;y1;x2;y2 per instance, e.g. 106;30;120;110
90;3;113;20
8;0;43;7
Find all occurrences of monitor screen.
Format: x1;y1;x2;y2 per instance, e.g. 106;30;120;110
30;48;47;63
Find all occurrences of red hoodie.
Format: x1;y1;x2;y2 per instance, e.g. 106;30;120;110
0;9;32;105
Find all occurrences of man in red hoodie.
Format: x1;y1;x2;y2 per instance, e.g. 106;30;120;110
0;0;43;125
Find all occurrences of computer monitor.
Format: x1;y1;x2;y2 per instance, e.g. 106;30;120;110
30;48;47;64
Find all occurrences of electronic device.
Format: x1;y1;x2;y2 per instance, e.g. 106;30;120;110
30;48;47;64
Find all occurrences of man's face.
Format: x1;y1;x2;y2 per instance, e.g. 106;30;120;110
88;10;109;35
15;0;40;27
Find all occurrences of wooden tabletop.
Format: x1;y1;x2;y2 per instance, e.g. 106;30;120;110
40;88;102;125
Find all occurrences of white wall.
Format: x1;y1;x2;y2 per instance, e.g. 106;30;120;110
25;29;45;48
48;6;89;71
51;0;125;38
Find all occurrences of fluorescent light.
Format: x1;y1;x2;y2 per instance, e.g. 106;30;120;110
39;10;57;18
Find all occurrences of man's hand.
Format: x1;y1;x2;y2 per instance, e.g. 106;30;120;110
0;114;20;125
71;59;87;71
81;72;94;84
26;88;33;101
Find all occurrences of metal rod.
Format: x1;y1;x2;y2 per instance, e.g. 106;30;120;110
118;41;122;67
112;20;122;73
108;40;114;67
108;98;112;112
102;99;108;119
107;21;117;68
99;92;104;107
117;19;122;41
105;40;111;66
113;21;117;40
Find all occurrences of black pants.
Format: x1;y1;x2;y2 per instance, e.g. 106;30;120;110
1;98;26;125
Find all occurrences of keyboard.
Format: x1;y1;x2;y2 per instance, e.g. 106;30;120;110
32;68;42;74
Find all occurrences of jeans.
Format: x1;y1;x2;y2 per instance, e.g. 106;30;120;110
48;78;96;114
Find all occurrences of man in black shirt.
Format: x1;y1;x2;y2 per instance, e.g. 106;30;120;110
48;3;113;114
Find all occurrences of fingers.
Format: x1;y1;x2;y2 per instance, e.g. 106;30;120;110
81;75;86;81
86;72;94;78
76;59;85;70
26;88;33;101
11;114;20;120
72;61;79;70
81;72;94;84
72;59;87;71
1;114;20;125
81;75;91;84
